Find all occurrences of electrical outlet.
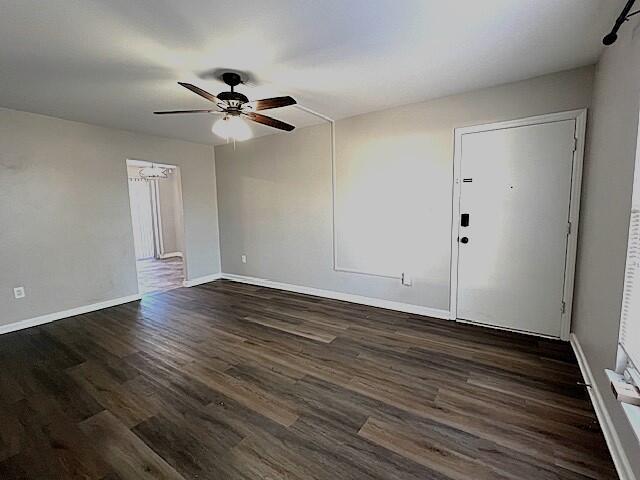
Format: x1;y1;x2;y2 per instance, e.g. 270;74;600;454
241;254;247;264
401;273;412;286
13;286;25;299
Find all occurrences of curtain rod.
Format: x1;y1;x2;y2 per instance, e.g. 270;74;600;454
603;0;638;45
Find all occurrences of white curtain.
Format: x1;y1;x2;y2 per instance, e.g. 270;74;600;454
128;178;155;259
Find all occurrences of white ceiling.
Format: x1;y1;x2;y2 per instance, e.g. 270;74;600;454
0;0;621;145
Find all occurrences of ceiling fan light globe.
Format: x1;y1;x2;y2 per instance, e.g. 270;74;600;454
212;116;252;141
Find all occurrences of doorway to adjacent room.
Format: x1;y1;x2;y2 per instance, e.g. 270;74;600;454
126;159;186;295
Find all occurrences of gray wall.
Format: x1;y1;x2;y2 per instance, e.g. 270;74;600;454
572;17;640;477
0;109;220;327
215;66;594;310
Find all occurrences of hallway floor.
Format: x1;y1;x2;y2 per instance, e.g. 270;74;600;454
136;257;184;294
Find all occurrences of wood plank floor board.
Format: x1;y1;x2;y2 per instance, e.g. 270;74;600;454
288;414;453;480
124;351;218;410
359;416;514;480
38;415;112;479
181;361;300;427
0;400;25;462
243;313;339;343
433;387;611;472
224;364;371;433
79;410;186;480
0;279;618;479
359;416;594;480
67;361;161;429
131;412;246;479
433;383;600;448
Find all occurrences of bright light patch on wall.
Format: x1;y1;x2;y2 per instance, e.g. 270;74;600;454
335;133;450;279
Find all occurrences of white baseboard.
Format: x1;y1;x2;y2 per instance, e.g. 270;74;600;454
160;251;183;259
570;334;636;480
0;293;142;336
183;273;222;288
220;273;451;320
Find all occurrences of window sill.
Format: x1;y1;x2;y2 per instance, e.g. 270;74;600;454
606;369;640;443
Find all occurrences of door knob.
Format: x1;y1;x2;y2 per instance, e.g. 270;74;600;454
460;237;469;244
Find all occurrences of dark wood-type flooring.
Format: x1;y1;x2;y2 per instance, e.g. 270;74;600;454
0;280;617;479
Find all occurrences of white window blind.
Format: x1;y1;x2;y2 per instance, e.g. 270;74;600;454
606;117;640;446
619;206;640;382
617;127;640;388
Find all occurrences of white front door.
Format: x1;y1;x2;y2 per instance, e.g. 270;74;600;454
454;119;576;337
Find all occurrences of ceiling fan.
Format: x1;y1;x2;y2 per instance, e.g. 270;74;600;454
154;72;296;141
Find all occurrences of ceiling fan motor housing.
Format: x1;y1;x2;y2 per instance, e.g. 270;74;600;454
217;90;249;110
218;72;248;111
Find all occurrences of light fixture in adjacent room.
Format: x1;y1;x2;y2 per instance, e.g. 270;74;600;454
138;164;168;180
212;115;253;142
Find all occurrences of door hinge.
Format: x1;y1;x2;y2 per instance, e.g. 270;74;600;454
561;300;567;314
567;221;572;235
572;137;578;152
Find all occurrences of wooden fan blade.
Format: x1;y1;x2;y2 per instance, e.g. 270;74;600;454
245;96;296;111
154;109;220;114
177;82;219;103
243;112;295;131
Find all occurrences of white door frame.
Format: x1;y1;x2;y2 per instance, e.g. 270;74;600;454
449;109;587;341
126;158;189;287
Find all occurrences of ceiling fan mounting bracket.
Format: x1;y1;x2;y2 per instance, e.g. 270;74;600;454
221;72;243;90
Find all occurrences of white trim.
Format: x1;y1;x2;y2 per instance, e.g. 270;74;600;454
294;104;401;281
570;334;636;480
220;273;450;319
127;158;177;169
0;294;142;335
149;179;164;257
450;109;587;340
606;369;640;445
182;273;222;287
125;158;188;279
454;109;588;136
561;110;587;340
159;251;183;259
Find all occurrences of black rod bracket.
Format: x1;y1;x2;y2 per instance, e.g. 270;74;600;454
603;0;637;45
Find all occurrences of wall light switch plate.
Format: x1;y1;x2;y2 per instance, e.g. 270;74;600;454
13;286;25;299
241;255;247;264
401;273;412;286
